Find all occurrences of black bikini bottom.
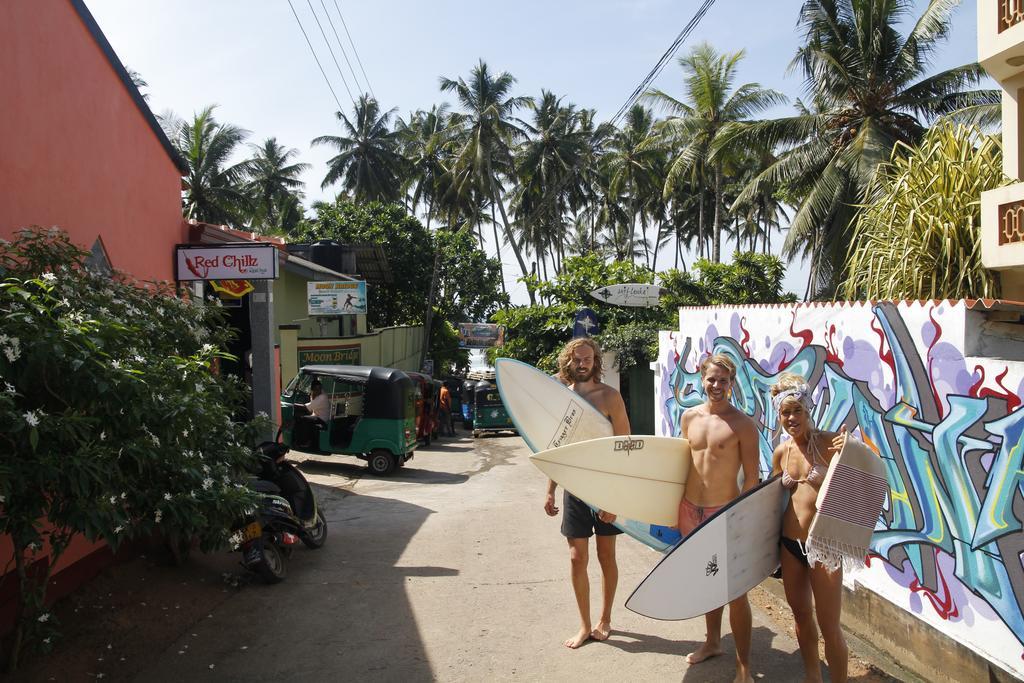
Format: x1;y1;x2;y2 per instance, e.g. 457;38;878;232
781;536;810;569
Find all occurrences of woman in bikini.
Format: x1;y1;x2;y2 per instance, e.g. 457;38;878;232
769;373;848;683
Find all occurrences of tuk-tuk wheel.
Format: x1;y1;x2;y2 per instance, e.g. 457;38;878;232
368;449;396;476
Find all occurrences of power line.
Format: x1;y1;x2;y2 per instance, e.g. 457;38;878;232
519;0;719;232
318;0;367;96
331;0;376;100
286;0;345;112
610;0;717;125
304;0;357;106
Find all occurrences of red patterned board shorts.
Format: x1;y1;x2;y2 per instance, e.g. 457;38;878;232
678;498;723;537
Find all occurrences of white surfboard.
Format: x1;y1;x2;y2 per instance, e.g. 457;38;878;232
495;359;685;551
625;476;789;620
530;435;691;526
589;284;663;307
495;358;613;451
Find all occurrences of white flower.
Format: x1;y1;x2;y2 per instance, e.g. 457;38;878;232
109;496;117;505
37;612;50;623
4;347;20;363
149;433;160;446
43;637;50;645
195;382;204;393
3;382;14;395
154;510;163;523
155;394;164;403
201;464;210;474
132;354;144;364
100;431;106;441
114;525;123;534
23;411;40;427
182;428;189;438
163;492;172;501
0;494;5;503
0;334;8;345
201;343;214;355
202;478;213;490
110;360;121;370
60;298;70;308
120;492;127;499
257;411;268;419
41;272;56;283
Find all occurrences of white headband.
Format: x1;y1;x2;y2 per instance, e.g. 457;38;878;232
772;384;813;413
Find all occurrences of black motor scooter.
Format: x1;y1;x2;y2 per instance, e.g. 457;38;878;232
233;441;328;583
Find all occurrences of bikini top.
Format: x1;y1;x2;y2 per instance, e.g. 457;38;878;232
780;431;828;491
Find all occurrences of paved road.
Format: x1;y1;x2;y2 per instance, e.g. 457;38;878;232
134;432;890;682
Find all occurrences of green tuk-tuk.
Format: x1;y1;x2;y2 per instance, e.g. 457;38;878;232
280;365;418;476
472;380;516;438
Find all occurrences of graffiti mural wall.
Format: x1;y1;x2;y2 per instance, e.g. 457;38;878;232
656;301;1024;677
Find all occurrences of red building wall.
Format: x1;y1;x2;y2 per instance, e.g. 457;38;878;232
0;0;188;627
0;0;186;281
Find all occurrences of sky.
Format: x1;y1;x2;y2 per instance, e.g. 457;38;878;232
83;0;985;303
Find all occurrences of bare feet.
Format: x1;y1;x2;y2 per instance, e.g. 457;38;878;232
591;620;612;641
686;641;723;664
564;626;591;649
733;663;754;683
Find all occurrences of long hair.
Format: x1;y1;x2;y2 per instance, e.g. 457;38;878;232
557;338;604;384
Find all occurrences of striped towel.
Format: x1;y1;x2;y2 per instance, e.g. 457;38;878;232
804;436;888;572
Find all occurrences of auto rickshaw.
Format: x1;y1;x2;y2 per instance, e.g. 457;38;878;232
405;371;437;446
280;365;418;476
472;380;516;438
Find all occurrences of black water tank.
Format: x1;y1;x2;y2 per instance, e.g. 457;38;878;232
310;240;345;274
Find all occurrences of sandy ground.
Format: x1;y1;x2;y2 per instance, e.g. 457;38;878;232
15;431;905;682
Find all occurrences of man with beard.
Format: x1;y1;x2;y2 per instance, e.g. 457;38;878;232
543;338;630;649
678;353;760;683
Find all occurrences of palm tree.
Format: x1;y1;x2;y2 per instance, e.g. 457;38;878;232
313;94;406;203
647;42;785;263
439;60;535;304
726;0;999;297
603;104;661;264
167;105;252;226
511;91;590;277
244;138;310;234
396;104;459;229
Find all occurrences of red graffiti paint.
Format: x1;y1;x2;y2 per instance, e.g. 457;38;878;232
970;365;1022;411
909;551;959;620
824;323;844;367
926;306;945;418
870;318;896;379
789;311;813;350
739;317;751;355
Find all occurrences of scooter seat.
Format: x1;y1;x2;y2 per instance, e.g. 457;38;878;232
251;479;281;494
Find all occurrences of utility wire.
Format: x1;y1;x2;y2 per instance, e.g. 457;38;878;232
610;0;716;125
304;0;357;106
331;0;376;99
286;0;345;112
319;0;367;96
519;0;719;231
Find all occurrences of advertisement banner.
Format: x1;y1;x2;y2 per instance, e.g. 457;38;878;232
308;281;367;316
176;244;278;281
458;323;504;348
297;344;361;367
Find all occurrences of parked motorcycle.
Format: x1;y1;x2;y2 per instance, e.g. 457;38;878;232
233;441;328;583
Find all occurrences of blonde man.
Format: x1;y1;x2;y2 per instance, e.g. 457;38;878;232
678;353;760;683
544;338;630;648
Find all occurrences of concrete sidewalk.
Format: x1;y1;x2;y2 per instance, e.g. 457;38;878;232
134;433;900;682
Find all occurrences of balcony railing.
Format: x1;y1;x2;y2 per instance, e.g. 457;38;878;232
999;201;1024;244
1001;0;1024;32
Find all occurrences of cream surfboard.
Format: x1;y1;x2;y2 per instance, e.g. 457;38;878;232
495;358;684;551
589;284;663;307
530;435;691;527
625;476;789;620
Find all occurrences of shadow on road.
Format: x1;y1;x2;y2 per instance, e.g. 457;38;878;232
137;489;451;680
295;458;470;486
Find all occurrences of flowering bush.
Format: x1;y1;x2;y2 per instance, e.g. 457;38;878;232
0;228;262;670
